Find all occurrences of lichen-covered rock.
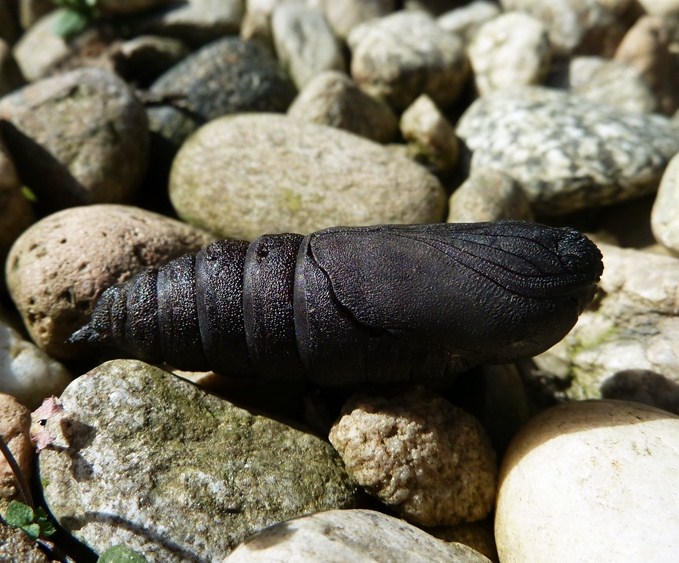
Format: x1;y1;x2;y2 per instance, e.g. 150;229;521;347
5;205;213;359
0;68;148;211
456;87;679;215
0;320;72;409
348;10;469;111
499;0;626;56
39;360;358;561
0;394;32;512
148;37;296;152
224;509;492;562
447;170;533;224
272;5;345;88
170;113;446;240
534;242;679;414
495;400;679;562
468;11;551;95
329;386;497;527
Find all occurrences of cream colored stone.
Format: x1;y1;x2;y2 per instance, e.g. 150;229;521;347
496;400;679;563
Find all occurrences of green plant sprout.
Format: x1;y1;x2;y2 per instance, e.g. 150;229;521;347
4;500;56;540
52;0;102;38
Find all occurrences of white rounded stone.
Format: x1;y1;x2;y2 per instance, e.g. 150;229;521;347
495;400;679;563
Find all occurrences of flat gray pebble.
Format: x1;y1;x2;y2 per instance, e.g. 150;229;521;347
457;86;679;214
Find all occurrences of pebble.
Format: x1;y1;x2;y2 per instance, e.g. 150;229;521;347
11;9;71;81
321;0;396;41
0;319;72;409
495;400;679;562
400;94;459;176
499;0;626;57
456;86;679;215
287;70;398;143
636;0;679;15
148;37;296;153
329;386;497;527
447;170;533;223
131;0;244;46
39;360;358;561
652;153;679;252
348;10;469;111
0;67;149;212
0;522;49;562
224;509;492;562
0;394;32;511
534;242;679;414
272;4;345;88
549;56;656;114
169;113;446;240
5;204;213;359
468;11;551;95
437;1;501;42
614;15;679;116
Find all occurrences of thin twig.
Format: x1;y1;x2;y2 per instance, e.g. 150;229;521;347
0;433;33;508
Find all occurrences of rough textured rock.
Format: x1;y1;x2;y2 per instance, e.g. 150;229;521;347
615;15;679;116
5;205;213;359
39;360;358;561
468;12;551;95
0;521;49;562
329;387;497;527
456;87;679;215
170;113;446;240
437;1;500;42
131;0;244;46
499;0;626;56
549;56;656;114
534;242;679;414
287;70;398;143
224;509;492;562
148;37;296;152
0;319;72;409
0;394;32;512
0;68;149;212
496;400;679;562
447;170;533;223
272;4;345;88
348;10;469;111
400;94;459;176
652;152;679;253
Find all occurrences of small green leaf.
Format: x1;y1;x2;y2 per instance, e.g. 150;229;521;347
21;523;41;541
20;185;37;203
53;9;89;38
5;501;34;527
34;507;56;537
97;545;148;563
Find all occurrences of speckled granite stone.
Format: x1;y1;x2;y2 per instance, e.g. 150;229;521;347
456;87;679;214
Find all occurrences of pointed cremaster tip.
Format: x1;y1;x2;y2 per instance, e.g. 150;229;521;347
68;323;104;346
